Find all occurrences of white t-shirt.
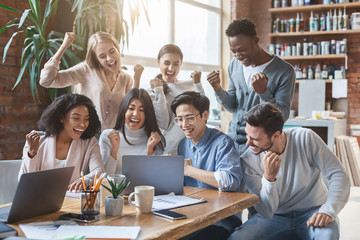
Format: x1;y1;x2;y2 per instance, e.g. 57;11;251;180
55;158;66;168
243;57;274;88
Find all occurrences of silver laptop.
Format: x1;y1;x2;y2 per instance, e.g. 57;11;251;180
122;155;184;195
0;167;74;223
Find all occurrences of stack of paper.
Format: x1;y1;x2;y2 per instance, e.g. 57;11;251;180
152;194;206;210
20;221;140;240
335;135;360;186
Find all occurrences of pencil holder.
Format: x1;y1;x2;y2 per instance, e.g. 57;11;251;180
81;190;100;217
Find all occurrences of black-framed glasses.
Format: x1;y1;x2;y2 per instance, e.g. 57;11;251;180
173;113;200;125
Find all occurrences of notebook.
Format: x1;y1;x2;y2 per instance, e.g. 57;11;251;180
0;167;74;223
122;155;184;195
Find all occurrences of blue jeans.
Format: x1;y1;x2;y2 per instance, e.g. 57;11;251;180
228;206;339;240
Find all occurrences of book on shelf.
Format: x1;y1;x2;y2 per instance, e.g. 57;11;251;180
0;222;17;238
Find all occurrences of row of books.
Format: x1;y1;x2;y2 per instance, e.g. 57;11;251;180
335;136;360;186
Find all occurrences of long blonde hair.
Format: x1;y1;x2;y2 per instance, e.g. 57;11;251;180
85;31;120;69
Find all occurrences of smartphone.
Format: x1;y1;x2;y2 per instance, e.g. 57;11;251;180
59;213;99;223
153;209;187;220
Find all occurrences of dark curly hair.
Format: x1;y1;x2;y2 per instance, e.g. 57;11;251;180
114;88;165;152
38;94;101;139
156;44;183;95
225;18;257;38
170;91;209;117
244;103;284;138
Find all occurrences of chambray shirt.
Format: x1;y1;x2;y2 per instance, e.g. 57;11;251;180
177;127;242;192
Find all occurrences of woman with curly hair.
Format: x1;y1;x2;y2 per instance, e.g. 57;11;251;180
18;94;105;192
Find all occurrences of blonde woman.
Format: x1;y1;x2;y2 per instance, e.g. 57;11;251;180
40;31;144;130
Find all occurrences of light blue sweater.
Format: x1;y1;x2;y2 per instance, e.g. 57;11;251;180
241;128;350;219
216;56;295;154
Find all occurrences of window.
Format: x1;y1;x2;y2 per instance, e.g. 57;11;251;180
121;0;222;120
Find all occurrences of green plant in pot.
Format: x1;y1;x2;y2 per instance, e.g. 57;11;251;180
0;0;82;101
102;177;130;216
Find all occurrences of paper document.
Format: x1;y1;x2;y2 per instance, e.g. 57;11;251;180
52;225;140;239
20;220;77;239
152;194;206;210
66;191;81;198
332;79;347;98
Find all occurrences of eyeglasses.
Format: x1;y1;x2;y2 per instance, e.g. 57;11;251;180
173;113;200;125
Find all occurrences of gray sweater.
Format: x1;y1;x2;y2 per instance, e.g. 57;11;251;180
241;128;350;219
216;56;295;153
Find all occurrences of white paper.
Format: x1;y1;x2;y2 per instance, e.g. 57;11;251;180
152;194;206;210
52;225;140;239
65;191;81;198
332;79;347;98
20;220;77;239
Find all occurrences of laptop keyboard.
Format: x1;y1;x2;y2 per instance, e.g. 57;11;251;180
0;206;11;221
0;212;9;221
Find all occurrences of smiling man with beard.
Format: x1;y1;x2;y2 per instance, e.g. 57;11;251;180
171;91;243;240
229;102;350;240
207;18;295;156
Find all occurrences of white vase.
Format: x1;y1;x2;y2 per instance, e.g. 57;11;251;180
105;196;124;216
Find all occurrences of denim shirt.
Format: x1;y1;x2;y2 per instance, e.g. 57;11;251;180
177;127;242;192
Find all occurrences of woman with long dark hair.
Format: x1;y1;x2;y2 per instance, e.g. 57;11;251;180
99;88;165;175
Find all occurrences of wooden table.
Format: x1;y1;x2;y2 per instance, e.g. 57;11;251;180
8;187;259;240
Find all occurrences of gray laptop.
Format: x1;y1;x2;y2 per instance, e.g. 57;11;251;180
0;166;74;223
122;155;184;195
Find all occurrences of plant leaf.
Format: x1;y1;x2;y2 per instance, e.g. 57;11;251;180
3;32;19;63
43;0;59;29
48;88;58;101
13;52;34;89
101;184;112;193
18;9;31;29
0;3;23;13
0;19;18;34
29;0;41;20
140;0;151;27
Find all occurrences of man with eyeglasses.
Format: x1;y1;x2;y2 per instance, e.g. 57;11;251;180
171;91;243;240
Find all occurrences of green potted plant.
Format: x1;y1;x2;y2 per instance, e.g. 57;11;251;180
0;0;82;101
0;0;151;101
102;177;130;216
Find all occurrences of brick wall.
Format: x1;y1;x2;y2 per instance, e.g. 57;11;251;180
346;34;360;126
0;0;50;160
230;0;360;133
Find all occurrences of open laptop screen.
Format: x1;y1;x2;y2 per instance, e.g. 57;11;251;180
122;155;184;195
0;166;74;223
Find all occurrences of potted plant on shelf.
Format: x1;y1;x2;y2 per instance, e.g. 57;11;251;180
102;177;130;216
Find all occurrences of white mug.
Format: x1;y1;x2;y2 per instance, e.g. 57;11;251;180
128;186;154;213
